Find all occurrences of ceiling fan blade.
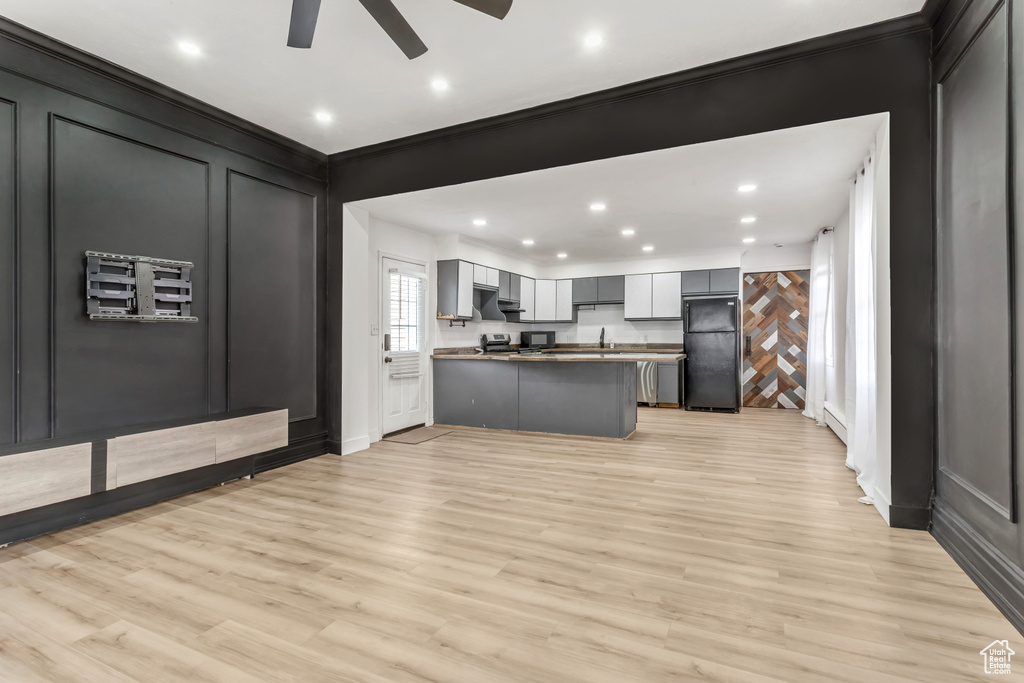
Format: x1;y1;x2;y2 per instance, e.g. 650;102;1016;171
357;0;429;59
451;0;513;20
287;0;322;48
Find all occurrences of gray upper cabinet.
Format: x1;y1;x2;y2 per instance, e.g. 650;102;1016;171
680;270;711;295
573;275;624;304
652;272;682;319
597;276;625;303
498;270;511;300
437;259;475;320
624;274;653;319
709;268;740;294
510;273;521;302
573;277;598;304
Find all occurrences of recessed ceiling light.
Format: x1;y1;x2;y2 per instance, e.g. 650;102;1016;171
584;33;603;49
557;252;568;259
431;78;449;92
741;216;757;224
314;111;333;123
522;239;534;246
642;245;654;252
743;237;756;244
590;203;606;211
472;218;487;227
621;228;635;236
738;184;758;193
178;41;202;56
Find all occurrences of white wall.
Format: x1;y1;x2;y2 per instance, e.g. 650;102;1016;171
873;118;893;524
740;243;813;274
826;205;850;429
341;206;371;455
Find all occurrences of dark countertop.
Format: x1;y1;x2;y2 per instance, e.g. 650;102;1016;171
431;348;686;363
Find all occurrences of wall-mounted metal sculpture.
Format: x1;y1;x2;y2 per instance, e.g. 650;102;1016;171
85;251;197;322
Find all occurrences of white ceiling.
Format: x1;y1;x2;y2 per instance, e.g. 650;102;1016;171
0;1;922;153
354;114;886;265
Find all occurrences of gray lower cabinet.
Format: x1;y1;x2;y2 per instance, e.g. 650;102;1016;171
657;362;681;405
709;268;740;294
433;360;520;430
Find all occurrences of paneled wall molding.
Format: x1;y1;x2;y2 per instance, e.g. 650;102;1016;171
934;0;1007;79
0;29;329;463
934;501;1024;634
0;16;327;181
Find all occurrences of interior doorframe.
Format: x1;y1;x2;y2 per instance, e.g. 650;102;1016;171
376;250;431;440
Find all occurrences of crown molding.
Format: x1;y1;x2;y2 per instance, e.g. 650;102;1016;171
330;13;929;165
0;16;328;176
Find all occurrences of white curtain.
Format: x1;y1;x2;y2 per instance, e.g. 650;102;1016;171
845;149;877;500
803;228;834;426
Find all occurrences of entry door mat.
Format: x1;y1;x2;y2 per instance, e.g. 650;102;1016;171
383;427;452;445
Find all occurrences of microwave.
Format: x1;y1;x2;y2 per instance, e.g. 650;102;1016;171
521;330;556;349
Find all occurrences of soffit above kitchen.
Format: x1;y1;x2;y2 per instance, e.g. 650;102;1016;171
353;114;885;265
0;1;922;153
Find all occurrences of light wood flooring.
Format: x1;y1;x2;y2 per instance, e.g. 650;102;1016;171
0;408;1019;682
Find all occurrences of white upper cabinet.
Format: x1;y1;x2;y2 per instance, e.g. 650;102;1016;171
486;267;500;288
555;280;573;321
652;272;682;318
473;264;487;285
457;261;475;318
534;279;557;321
624;273;653;319
519;277;536;322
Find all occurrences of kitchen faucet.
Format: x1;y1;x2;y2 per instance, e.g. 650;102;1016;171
599;327;605;349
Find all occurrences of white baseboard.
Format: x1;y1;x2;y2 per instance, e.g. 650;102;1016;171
824;403;847;445
342;435;371;455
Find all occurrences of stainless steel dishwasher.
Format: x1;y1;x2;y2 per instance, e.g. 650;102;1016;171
637;361;658;406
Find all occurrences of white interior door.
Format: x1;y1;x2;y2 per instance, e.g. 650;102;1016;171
382;257;428;435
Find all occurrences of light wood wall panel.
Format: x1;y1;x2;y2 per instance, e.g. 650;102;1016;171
109;424;217;488
0;444;91;516
216;410;288;463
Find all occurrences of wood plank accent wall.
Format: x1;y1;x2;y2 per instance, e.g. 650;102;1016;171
742;271;810;410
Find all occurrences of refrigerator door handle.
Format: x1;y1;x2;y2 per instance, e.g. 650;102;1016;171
745;335;752;357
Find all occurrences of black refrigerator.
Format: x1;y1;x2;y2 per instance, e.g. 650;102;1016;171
683;297;741;412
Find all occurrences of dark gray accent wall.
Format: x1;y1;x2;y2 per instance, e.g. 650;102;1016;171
931;0;1024;636
0;99;14;445
227;172;318;422
0;18;329;463
52;119;209;435
329;15;935;527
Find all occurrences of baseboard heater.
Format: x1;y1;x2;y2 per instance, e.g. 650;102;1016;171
824;404;847;444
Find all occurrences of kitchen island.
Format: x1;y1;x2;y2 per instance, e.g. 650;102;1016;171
431;348;685;439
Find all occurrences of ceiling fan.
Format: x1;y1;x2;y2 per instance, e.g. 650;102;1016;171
287;0;514;59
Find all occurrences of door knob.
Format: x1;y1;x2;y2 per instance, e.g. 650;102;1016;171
384;357;393;363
